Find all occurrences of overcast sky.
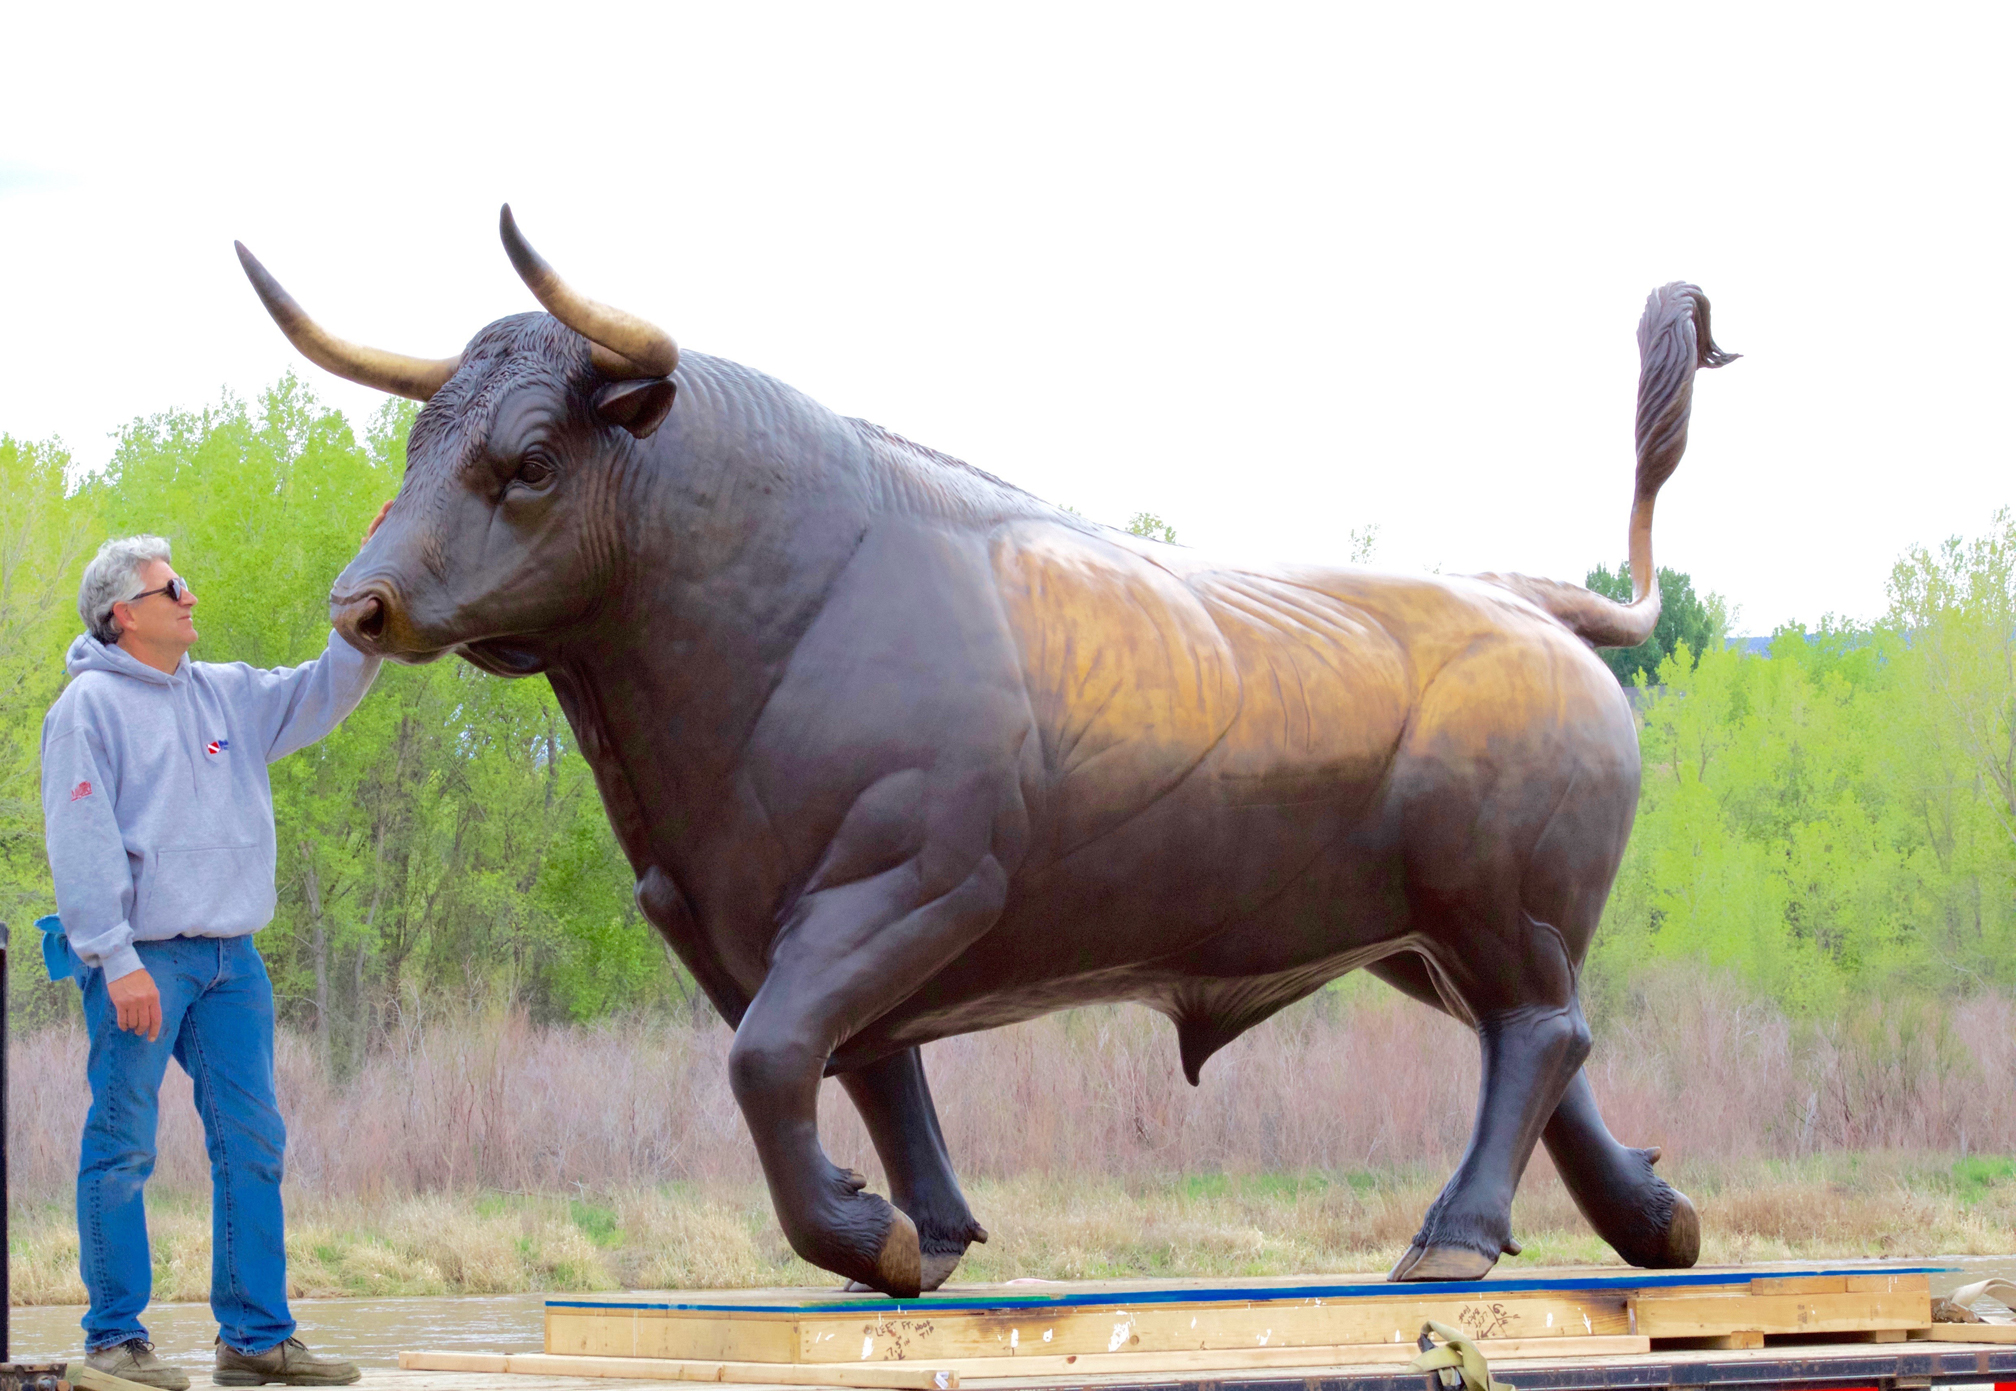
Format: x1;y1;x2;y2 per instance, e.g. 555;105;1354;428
4;4;2009;632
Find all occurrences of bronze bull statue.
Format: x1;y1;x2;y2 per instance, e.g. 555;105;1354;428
236;209;1735;1296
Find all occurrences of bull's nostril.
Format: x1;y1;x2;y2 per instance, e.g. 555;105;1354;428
356;595;387;641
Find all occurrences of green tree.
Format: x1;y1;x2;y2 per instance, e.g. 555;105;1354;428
1878;509;2016;987
1348;524;1379;564
1584;562;1729;687
1587;530;2016;1014
1126;511;1177;544
0;434;100;1029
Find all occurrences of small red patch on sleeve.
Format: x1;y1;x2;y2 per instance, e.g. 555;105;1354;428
70;780;92;801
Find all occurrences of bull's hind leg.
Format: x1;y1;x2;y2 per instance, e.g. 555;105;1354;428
1543;1071;1699;1267
1380;634;1664;1280
1386;923;1591;1282
1370;953;1698;1272
837;1048;989;1290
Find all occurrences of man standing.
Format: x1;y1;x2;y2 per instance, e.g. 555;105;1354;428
42;520;389;1389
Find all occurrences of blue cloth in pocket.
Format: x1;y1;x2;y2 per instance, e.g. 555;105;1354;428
38;913;85;984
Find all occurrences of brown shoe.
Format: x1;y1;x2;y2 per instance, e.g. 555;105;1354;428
212;1338;359;1387
85;1339;193;1391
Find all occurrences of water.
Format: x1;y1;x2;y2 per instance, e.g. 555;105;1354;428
1944;1254;2016;1306
5;1293;546;1376
9;1257;2016;1375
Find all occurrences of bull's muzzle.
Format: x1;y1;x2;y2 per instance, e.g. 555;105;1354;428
331;588;393;653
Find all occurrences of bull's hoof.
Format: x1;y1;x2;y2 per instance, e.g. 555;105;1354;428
869;1208;922;1298
1608;1154;1700;1269
845;1248;960;1294
846;1218;986;1293
920;1250;963;1291
919;1218;988;1290
1652;1189;1701;1268
1389;1241;1499;1282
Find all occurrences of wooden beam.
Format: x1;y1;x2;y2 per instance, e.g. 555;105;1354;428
547;1308;799;1364
1908;1325;2016;1343
401;1352;958;1390
1653;1332;1765;1350
399;1355;509;1374
1630;1289;1930;1338
906;1334;1651;1378
1747;1274;1929;1297
64;1367;159;1391
417;1337;1652;1386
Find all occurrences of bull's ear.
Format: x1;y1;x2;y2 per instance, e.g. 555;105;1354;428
593;378;677;439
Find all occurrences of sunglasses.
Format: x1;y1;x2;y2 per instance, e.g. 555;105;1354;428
130;577;191;605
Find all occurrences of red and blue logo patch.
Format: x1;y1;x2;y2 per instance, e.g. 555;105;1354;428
205;739;230;756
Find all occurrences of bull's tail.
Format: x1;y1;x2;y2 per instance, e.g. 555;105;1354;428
1480;283;1738;649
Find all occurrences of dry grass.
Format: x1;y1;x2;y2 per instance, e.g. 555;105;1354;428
9;970;2016;1304
11;1159;2016;1305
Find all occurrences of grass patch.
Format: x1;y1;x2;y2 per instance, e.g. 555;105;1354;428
1175;1172;1334;1201
569;1199;621;1247
1953;1156;2016;1204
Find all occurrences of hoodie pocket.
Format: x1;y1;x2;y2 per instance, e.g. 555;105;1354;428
137;843;277;935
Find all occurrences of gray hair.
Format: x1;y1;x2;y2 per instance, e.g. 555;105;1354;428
79;535;173;643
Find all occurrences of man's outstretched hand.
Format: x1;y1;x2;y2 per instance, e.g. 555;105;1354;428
108;966;162;1043
364;498;394;545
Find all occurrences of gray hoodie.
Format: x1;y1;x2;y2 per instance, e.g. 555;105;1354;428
40;630;381;981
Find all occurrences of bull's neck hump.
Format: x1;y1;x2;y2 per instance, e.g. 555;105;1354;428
655;353;1057;530
573;353;1066;863
843;417;1059;531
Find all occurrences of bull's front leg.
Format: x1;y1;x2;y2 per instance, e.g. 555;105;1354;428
837;1048;990;1291
728;829;1008;1296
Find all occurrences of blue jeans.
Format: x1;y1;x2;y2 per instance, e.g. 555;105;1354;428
77;936;295;1354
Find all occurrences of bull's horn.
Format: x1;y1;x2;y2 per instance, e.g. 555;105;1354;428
234;243;461;402
498;205;679;380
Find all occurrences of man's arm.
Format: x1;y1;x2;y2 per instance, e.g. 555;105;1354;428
42;718;160;1039
235;503;394;761
232;629;384;762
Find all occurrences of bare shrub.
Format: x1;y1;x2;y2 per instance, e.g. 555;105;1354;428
8;969;2016;1209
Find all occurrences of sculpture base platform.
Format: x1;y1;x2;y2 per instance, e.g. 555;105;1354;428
397;1260;2016;1388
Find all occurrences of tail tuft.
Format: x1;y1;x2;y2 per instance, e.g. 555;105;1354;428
1634;284;1738;504
1478;284;1735;651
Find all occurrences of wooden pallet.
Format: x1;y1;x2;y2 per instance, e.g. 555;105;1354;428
1632;1271;1932;1342
404;1338;1655;1387
399;1352;962;1389
525;1262;1942;1374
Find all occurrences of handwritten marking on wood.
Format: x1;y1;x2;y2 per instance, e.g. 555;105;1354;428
1458;1303;1513;1339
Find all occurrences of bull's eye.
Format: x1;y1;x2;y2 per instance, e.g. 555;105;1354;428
512;454;557;490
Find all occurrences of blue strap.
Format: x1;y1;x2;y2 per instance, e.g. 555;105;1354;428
37;913;85;984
